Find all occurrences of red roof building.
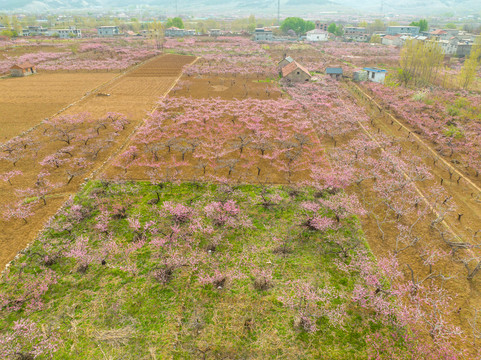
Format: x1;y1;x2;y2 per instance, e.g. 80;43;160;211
10;62;37;77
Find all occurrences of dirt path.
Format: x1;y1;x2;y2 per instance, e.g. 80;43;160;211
339;80;481;354
0;54;196;270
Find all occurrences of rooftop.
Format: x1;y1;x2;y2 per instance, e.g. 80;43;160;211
363;67;387;73
282;61;311;77
11;61;35;69
326;67;343;74
430;29;448;35
307;29;328;34
278;56;294;65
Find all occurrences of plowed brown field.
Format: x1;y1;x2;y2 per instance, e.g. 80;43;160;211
0;54;196;269
0;73;117;142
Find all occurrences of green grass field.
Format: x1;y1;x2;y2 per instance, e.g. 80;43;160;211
0;181;403;359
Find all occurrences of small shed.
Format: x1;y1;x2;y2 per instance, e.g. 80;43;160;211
281;61;311;83
10;62;37;77
325;67;343;80
278;56;294;70
363;67;387;84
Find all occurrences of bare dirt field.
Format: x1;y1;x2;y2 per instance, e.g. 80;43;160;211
0;54;196;269
0;73;118;142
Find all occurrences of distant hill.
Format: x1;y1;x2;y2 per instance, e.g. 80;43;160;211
0;0;480;14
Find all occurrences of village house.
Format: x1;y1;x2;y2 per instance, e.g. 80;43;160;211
438;39;459;55
306;29;328;42
281;61;311;83
208;29;222;36
381;34;403;46
165;27;185;37
97;26;120;37
429;29;448;40
51;27;82;39
364;67;387;84
254;28;273;42
386;26;420;36
457;43;474;57
22;26;49;36
325;67;343;80
315;21;329;31
344;27;368;42
10;62;36;77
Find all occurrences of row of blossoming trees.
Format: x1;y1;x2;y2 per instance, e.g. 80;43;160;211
110;96;324;184
365;83;481;179
287;78;481;355
0;112;130;224
165;37;278;78
0;37;160;74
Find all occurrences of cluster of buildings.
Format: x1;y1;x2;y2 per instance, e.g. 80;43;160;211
277;55;387;84
21;25;82;38
380;26;478;57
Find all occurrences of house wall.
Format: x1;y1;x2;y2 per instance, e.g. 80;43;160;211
386;26;420;36
10;69;24;77
328;73;341;80
353;71;368;81
284;70;310;82
366;71;386;84
254;32;273;41
98;27;119;37
306;33;328;41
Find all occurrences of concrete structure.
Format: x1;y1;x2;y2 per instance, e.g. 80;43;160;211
164;27;196;37
254;28;273;42
457;43;474;57
381;34;403;46
22;26;49;36
97;26;119;37
364;67;387;84
325;67;343;80
439;39;458;55
281;61;311;83
345;27;366;36
306;29;328;42
429;29;449;40
10;62;36;77
353;70;368;81
343;27;368;42
315;21;329;31
386;26;420;36
209;29;222;36
51;27;81;38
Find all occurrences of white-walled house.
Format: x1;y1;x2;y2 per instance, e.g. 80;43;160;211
97;26;120;37
364;67;387;84
306;29;328;42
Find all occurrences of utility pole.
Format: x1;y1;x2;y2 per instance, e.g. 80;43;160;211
278;0;280;26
